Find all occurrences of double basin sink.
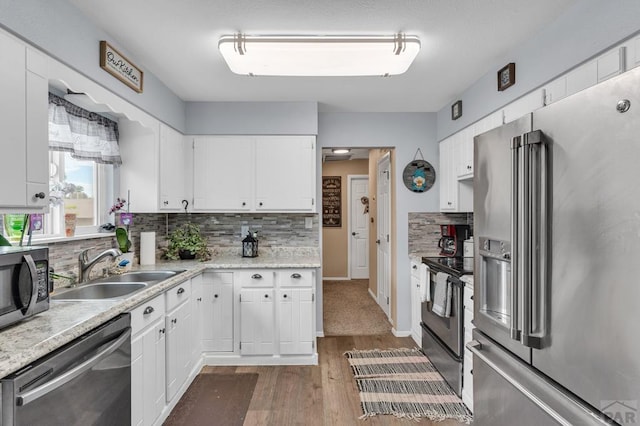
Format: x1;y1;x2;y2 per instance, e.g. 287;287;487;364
51;270;186;301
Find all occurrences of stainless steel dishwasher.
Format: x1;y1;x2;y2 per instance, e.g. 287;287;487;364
1;313;131;426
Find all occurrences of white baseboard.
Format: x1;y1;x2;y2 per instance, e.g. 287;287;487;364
322;276;350;281
392;328;412;338
202;353;318;366
368;288;376;300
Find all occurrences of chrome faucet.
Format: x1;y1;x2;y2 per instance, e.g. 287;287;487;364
78;248;122;283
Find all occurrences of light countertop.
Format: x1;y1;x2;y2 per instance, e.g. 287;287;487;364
0;248;320;378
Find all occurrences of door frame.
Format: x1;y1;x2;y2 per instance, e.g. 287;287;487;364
347;174;369;280
376;152;392;319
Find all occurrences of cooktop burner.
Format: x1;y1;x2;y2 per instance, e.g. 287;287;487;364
421;256;473;277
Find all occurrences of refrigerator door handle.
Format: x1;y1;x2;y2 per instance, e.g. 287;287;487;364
510;135;522;341
521;130;547;349
467;339;572;426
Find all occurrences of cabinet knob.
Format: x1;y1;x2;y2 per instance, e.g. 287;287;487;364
259;202;264;207
291;273;301;279
214;294;218;298
252;274;262;279
283;294;288;299
470;295;474;300
412;265;417;269
34;192;45;199
163;200;169;205
197;297;202;302
242;202;246;207
143;306;154;315
264;294;269;298
177;287;185;294
172;318;177;324
448;201;452;206
160;328;165;334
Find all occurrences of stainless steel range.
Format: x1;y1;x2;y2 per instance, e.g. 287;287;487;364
420;256;472;397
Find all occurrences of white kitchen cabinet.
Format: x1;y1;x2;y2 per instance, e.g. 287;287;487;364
439;136;457;211
410;258;423;345
455;127;473;180
130;295;166;426
159;124;186;211
164;280;192;403
192;136;253;211
191;135;316;212
190;273;203;364
503;89;544;124
277;270;315;355
0;31;49;211
201;271;234;352
239;287;275;355
255;136;316;211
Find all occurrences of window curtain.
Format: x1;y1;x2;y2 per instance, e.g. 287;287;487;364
48;93;121;165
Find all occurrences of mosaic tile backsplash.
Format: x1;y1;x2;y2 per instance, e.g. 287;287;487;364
46;213;319;283
408;212;473;256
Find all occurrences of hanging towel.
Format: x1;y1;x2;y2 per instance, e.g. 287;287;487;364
419;263;430;303
432;272;452;318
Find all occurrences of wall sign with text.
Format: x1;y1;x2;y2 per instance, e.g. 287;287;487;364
100;41;144;93
322;176;342;227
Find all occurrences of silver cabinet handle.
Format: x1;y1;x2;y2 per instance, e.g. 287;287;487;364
143;306;154;315
252;274;262;279
291;273;301;279
177;287;185;294
17;329;131;406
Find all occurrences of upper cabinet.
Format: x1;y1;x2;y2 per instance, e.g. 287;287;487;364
192;135;316;212
120;121;187;213
0;31;49;211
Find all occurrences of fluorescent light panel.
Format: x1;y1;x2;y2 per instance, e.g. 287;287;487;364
218;34;420;76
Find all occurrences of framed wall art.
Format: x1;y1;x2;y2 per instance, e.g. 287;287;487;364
322;176;342;227
100;41;144;93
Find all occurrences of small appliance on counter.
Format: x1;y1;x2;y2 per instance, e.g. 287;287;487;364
0;246;50;330
438;224;471;257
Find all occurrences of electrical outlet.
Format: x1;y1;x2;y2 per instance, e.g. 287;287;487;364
305;217;313;229
241;225;249;236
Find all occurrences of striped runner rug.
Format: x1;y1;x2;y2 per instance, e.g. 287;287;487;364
344;348;472;423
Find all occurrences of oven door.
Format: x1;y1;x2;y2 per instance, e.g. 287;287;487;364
421;272;463;357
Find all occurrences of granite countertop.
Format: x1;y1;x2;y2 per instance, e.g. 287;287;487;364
0;247;320;378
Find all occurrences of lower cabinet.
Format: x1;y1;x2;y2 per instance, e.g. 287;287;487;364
278;287;314;354
239;287;275;355
201;272;234;352
130;294;166;426
165;298;192;402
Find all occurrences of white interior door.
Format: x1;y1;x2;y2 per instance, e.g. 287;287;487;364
349;175;369;279
376;154;391;319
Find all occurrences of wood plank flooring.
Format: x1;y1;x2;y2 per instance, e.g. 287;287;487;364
199;333;467;426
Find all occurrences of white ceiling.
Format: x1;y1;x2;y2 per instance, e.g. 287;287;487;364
68;0;575;113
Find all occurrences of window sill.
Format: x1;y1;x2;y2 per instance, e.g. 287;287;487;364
32;232;115;245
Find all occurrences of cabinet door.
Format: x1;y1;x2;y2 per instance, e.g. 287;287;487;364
439;137;457;211
159;124;185;211
278;288;314;355
255;136;316;211
131;319;165;426
201;272;234;352
0;31;27;208
239;288;275;355
165;300;192;403
410;267;421;345
456;127;473;179
192;136;253;211
190;274;203;364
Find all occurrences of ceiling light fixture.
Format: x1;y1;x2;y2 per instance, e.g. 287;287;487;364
332;149;351;154
218;33;420;77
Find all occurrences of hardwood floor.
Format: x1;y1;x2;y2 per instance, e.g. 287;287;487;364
200;333;466;426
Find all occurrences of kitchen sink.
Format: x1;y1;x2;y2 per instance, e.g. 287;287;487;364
92;270;185;284
51;282;148;300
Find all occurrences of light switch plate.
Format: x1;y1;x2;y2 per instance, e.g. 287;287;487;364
304;217;313;229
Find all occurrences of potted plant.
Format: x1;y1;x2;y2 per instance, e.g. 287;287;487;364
165;223;211;261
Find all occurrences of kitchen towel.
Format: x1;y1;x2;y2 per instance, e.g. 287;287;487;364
419;263;430;302
139;232;156;265
431;272;452;318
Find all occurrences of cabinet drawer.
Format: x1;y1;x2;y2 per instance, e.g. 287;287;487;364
165;279;191;311
277;270;313;287
130;294;165;334
238;270;275;287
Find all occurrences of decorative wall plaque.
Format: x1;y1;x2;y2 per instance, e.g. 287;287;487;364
100;41;144;93
403;148;435;193
322;176;342;227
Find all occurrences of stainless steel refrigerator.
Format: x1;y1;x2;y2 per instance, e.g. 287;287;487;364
469;65;640;425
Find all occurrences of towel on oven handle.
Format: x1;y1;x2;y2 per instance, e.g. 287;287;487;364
419;263;430;302
432;272;452;318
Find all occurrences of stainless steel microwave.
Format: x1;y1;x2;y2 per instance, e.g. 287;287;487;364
0;246;50;330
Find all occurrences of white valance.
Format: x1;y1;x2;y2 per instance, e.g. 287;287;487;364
48;93;121;165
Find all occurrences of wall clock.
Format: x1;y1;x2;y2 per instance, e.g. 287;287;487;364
497;63;516;91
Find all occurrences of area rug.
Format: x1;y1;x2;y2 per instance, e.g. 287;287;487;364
344;348;472;423
163;373;258;426
323;279;392;335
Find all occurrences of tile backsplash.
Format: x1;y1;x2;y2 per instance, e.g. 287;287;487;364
408;212;473;256
47;213;319;282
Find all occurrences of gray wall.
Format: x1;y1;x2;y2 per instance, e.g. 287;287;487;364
318;112;438;332
436;0;640;140
0;0;186;132
186;102;318;135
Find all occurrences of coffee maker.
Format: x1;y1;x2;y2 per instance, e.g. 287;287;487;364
438;224;471;257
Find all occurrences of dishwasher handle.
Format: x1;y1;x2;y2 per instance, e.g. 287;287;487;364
17;328;131;406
